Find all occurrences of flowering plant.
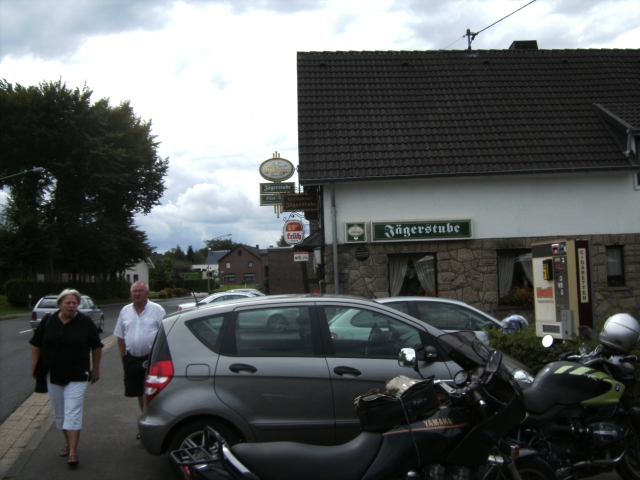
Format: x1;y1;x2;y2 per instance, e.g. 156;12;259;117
500;286;534;306
415;287;438;297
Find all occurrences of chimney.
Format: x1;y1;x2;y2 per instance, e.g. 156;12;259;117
256;244;259;249
509;40;538;51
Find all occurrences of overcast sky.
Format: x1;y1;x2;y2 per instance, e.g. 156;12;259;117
1;0;638;253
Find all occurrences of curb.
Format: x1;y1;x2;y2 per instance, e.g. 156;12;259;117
0;335;118;480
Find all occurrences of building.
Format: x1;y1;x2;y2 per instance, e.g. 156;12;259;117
123;257;155;285
218;245;265;287
191;250;229;279
266;246;318;294
296;44;640;324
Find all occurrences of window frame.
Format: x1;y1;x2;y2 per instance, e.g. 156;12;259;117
606;245;625;287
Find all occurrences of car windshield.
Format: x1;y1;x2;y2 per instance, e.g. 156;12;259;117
436;331;492;370
38;298;57;309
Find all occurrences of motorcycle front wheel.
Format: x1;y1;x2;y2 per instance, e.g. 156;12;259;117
514;457;557;480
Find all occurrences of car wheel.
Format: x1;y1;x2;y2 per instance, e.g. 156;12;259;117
167;418;242;480
97;316;104;333
267;314;288;333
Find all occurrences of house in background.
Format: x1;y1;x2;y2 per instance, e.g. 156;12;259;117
296;43;640;324
191;250;229;279
218;245;265;287
123;257;155;286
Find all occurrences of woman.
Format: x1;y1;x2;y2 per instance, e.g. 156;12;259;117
30;289;103;467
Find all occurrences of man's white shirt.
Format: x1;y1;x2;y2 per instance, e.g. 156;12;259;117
113;300;166;357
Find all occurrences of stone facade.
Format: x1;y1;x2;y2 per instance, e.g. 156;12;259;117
323;234;640;325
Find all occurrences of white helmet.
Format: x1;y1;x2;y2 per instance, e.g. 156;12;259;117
600;313;640;354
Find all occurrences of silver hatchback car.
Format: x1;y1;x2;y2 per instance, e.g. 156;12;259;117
138;294;532;477
30;294;105;332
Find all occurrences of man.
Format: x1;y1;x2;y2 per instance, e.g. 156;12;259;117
113;282;165;437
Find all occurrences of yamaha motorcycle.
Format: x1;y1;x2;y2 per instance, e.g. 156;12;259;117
510;313;640;480
170;331;555;480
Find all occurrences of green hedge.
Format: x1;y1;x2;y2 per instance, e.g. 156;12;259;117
4;280;131;307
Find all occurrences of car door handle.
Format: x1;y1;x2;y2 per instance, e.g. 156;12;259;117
229;364;257;374
333;366;362;377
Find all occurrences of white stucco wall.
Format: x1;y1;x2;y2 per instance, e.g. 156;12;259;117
124;261;150;285
323;171;640;244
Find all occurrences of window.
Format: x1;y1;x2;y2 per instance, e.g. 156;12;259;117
324;306;423;358
235;307;314;356
415;302;494;331
224;274;236;283
498;249;533;304
226;262;231;268
248;261;253;268
187;315;225;352
244;274;256;282
606;246;625;286
388;254;436;296
238;250;242;256
133;274;139;282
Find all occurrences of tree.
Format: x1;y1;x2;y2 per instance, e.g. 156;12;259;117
206;237;236;251
0;79;168;280
186;246;195;263
277;235;287;247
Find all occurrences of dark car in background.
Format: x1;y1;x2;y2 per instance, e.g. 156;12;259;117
30;294;105;332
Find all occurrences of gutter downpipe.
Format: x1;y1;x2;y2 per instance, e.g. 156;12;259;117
331;183;339;294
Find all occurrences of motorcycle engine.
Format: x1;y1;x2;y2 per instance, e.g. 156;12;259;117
590;422;626;448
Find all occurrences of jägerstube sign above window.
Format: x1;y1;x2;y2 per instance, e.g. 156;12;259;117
372;220;472;242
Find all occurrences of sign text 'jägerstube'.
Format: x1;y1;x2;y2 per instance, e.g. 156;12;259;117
372;220;472;242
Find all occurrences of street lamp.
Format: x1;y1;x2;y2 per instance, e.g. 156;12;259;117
0;167;44;183
206;234;231;293
207;248;211;293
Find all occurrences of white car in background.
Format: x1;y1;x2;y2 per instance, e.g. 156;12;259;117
177;290;264;312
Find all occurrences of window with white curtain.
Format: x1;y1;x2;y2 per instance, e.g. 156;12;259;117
388;254;437;297
497;249;533;302
606;246;625;286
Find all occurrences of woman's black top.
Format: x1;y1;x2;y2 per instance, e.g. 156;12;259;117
30;311;104;386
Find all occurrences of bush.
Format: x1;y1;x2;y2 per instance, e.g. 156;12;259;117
4;280;131;306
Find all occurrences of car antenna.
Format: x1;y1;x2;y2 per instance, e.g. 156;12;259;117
192;291;199;308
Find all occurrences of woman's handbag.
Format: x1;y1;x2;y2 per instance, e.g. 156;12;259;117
33;313;51;394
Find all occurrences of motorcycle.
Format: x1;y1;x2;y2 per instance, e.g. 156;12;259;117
170;330;555;480
510;313;640;480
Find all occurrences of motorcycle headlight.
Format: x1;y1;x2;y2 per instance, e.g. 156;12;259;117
513;369;534;384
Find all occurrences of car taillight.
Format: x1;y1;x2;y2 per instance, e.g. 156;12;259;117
31;312;37;321
144;360;174;405
177;306;183;311
330;332;338;340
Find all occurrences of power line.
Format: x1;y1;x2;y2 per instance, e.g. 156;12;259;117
440;0;538;50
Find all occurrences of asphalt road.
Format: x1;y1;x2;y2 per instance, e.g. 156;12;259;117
0;297;185;424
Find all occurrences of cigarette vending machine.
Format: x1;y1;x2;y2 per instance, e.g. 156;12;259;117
532;239;593;339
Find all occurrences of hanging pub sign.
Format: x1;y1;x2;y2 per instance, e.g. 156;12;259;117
260;194;282;206
282;193;319;212
259;155;295;182
260;182;295;194
345;222;367;243
283;219;304;245
372;220;472;242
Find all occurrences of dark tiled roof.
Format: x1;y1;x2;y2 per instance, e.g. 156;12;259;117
297;49;640;183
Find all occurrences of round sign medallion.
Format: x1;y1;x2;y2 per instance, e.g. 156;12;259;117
259;157;295;182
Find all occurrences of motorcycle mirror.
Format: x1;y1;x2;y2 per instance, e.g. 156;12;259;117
398;348;417;368
542;335;554;348
486;350;502;373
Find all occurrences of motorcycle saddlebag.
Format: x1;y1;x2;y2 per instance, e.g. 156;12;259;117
354;377;439;432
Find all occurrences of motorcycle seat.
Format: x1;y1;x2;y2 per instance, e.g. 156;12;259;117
523;387;561;414
231;431;383;480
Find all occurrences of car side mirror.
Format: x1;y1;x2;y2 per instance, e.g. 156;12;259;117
424;345;438;360
398;348;417;368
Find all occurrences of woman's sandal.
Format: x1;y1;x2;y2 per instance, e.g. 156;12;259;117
68;455;79;467
59;445;70;457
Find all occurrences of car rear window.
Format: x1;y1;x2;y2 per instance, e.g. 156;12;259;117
38;299;57;308
186;315;226;352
